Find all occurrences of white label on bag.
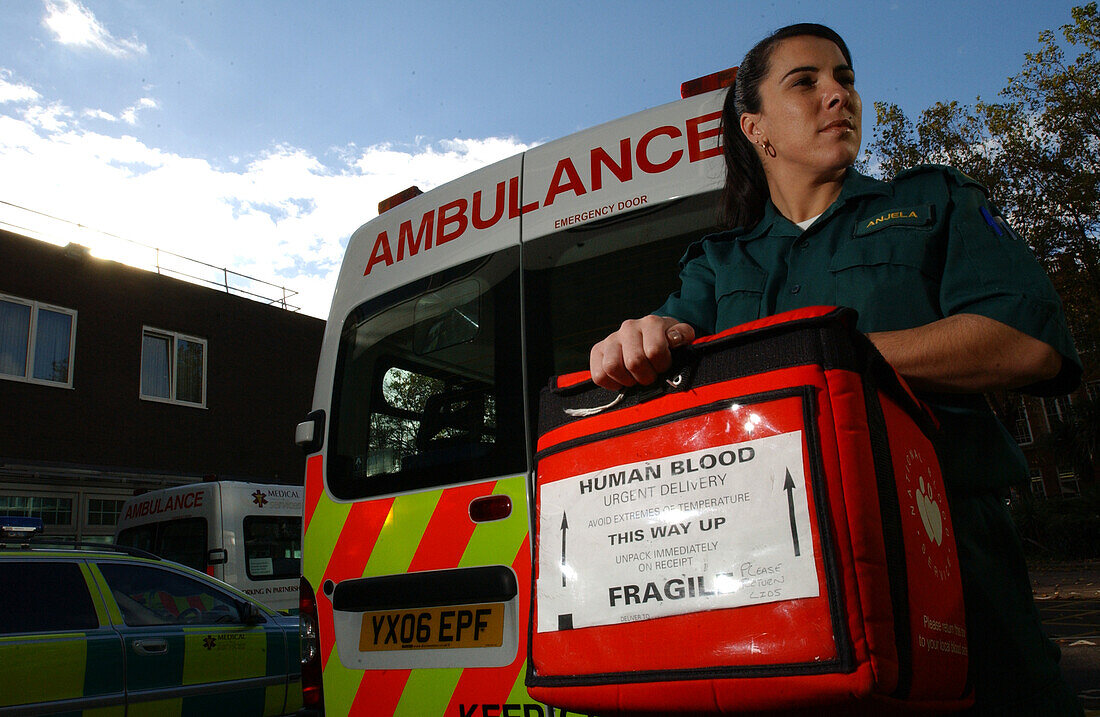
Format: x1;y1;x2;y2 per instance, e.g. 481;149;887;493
536;430;820;632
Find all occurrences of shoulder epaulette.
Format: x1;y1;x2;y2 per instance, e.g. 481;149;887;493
705;227;747;243
680;228;740;266
894;164;988;195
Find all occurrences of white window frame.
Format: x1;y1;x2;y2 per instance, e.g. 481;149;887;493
1028;468;1046;498
1009;396;1034;446
1043;395;1072;431
0;293;77;388
85;496;127;529
0;490;78;533
1057;466;1081;497
139;326;207;408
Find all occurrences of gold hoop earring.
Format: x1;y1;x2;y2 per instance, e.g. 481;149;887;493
762;140;777;158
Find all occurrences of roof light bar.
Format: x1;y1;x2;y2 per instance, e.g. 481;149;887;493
680;67;738;99
378;186;423;215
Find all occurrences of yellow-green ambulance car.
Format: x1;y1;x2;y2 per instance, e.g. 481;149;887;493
0;518;302;716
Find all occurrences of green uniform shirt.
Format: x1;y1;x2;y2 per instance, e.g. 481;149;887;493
657;165;1082;495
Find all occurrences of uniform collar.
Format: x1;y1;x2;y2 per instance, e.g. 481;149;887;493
737;168;890;242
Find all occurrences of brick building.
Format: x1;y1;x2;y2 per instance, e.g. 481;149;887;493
0;230;324;541
1005;380;1100;499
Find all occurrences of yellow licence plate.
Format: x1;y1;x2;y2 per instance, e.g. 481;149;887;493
358;602;505;651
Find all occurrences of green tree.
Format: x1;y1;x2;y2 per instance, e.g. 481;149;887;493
867;3;1100;364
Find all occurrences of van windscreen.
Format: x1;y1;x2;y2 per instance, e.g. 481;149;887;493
117;517;207;572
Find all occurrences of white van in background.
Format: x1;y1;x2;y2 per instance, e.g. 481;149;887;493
114;480;303;612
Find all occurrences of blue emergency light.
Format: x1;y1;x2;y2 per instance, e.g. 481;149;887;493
0;516;45;539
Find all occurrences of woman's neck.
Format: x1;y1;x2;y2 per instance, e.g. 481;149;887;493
766;166;847;224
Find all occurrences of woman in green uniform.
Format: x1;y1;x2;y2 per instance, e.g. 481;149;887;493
590;23;1083;715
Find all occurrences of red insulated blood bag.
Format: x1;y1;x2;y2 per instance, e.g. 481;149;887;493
526;307;970;715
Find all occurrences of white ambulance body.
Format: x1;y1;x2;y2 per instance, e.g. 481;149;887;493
114;480;303;612
296;74;734;714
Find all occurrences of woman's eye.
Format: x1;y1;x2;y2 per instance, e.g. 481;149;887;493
793;77;814;87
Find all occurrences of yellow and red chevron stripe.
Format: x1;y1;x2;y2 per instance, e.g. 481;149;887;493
302;455;536;716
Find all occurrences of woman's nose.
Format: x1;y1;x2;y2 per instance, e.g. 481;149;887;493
825;82;850;109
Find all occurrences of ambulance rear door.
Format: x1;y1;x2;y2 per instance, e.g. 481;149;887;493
302;153;534;716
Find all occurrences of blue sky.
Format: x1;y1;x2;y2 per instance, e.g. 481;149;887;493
0;1;1086;316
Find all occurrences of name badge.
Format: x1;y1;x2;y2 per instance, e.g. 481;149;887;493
854;204;934;236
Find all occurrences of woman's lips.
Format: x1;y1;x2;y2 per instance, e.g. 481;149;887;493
821;118;855;133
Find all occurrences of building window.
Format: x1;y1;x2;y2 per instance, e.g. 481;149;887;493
1044;396;1072;430
140;327;206;407
1008;396;1034;445
0;495;74;526
1087;380;1100;403
86;498;126;527
1057;466;1081;497
1029;469;1046;498
0;294;76;387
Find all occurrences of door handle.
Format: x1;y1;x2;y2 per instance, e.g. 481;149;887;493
133;638;168;655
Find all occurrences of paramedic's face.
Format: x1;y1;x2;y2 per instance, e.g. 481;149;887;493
745;35;862;177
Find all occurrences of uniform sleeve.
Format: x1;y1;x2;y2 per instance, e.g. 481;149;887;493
653;241;718;335
938;172;1081;395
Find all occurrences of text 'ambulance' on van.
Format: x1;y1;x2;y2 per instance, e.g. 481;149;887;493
115;480;303;613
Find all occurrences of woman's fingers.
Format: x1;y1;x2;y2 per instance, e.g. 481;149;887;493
590;316;694;390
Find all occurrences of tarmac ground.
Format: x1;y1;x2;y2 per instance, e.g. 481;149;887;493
1030;560;1100;712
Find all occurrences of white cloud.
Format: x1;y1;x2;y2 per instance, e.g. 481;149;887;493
42;0;147;57
119;97;158;125
82;97;158;125
82;108;116;121
23;101;75;132
0;85;530;318
0;70;41;104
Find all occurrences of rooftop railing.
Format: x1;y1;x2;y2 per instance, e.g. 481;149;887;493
0;200;300;312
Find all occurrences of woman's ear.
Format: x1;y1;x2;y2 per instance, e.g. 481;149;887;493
740;113;762;147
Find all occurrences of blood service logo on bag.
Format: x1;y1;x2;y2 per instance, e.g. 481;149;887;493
901;447;954;582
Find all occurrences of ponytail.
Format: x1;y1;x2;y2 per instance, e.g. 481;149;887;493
718;85;769;229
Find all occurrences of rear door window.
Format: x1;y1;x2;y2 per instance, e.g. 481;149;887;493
523;193;719;382
328;249;525;499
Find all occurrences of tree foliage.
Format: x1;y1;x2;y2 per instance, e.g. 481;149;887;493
867;3;1100;365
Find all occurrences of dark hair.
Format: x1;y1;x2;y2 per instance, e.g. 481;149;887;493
718;23;853;229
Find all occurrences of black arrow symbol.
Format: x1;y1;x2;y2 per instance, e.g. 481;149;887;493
560;512;569;587
784;469;801;557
